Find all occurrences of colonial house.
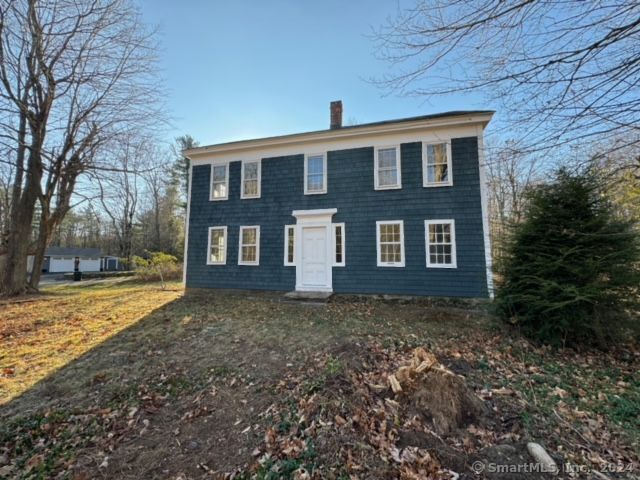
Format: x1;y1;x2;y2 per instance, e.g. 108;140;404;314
183;102;494;298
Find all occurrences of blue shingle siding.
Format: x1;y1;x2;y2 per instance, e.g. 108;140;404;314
186;136;489;297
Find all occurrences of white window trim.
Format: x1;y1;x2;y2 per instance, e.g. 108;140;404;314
425;219;457;268
423;141;453;187
209;162;229;201
304;153;327;195
238;225;260;265
240;159;261;199
376;220;405;267
332;222;345;267
206;226;227;265
284;224;295;266
374;145;402;190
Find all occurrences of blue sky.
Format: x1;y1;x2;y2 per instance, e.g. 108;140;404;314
139;0;487;147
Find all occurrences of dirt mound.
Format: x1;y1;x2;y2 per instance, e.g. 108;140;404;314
387;347;486;435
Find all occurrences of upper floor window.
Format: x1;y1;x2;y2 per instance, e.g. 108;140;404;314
241;160;261;199
210;163;229;201
333;223;345;266
284;225;295;266
239;225;260;265
423;142;452;187
375;146;401;190
376;220;405;267
425;220;457;268
207;226;227;265
305;153;327;194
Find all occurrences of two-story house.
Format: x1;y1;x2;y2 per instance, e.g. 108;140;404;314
183;102;494;298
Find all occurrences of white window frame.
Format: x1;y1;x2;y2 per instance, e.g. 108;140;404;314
238;225;260;265
304;153;327;195
425;219;457;268
209;162;229;201
374;145;402;190
284;224;295;266
206;226;227;265
423;141;453;187
332;222;345;267
376;220;405;267
240;159;261;199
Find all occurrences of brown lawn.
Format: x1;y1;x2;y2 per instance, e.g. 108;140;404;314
0;280;638;479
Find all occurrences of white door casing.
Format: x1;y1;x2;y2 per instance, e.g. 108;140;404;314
292;208;337;292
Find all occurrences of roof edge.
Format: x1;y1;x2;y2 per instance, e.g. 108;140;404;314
185;110;494;158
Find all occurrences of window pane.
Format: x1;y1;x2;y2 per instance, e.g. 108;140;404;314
378;148;396;168
379;169;398;187
307;173;324;191
242;228;256;245
427;222;453;265
308;156;323;175
212;165;226;181
213;182;227;198
434;164;448;183
287;228;295;263
427;144;446;165
335;225;342;263
244;162;258;180
244;179;258;196
242;246;256;262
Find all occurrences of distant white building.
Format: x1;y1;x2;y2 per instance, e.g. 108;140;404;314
27;247;120;273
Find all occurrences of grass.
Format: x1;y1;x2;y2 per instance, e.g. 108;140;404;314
0;281;638;479
0;279;182;404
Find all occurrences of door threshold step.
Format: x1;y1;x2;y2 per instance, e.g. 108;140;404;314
283;291;333;302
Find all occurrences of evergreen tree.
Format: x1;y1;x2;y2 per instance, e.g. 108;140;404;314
496;168;640;347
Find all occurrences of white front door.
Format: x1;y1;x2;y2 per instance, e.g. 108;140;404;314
301;226;328;288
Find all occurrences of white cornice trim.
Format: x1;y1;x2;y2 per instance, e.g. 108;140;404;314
185;113;493;160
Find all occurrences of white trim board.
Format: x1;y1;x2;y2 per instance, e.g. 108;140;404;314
476;125;495;298
186;113;493;160
187;124;486;167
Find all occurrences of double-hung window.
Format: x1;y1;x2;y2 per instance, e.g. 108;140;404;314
207;226;227;265
239;226;260;265
425;220;457;268
423;142;452;187
284;225;295;266
375;146;401;190
210;163;229;200
241;160;261;199
376;220;405;267
333;223;345;266
305;153;327;194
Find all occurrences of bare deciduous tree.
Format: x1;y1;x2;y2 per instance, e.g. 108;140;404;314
0;0;164;294
374;1;640;153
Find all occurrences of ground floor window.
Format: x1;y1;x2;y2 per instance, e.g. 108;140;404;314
284;225;295;266
207;226;227;265
333;223;345;266
239;226;260;265
376;220;405;267
425;220;457;268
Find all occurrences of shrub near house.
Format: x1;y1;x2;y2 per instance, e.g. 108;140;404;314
496;169;640;347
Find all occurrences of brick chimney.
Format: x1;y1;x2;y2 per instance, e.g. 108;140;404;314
330;100;343;129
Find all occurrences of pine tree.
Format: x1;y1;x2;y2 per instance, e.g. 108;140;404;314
496;168;640;347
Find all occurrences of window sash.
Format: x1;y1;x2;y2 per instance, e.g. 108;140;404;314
333;223;345;266
284;225;295;266
376;221;404;266
305;154;326;194
423;142;452;186
207;226;227;265
425;220;456;268
242;161;260;198
210;164;228;200
376;147;401;189
239;226;260;264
